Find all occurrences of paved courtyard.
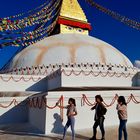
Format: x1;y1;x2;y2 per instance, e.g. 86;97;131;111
0;123;140;140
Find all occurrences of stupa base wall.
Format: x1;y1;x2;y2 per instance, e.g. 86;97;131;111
47;68;133;90
0;90;140;135
29;90;140;135
0;96;28;125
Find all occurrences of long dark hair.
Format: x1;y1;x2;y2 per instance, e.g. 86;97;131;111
69;98;76;106
95;95;103;102
118;96;127;105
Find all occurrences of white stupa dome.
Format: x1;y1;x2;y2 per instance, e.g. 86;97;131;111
5;34;133;74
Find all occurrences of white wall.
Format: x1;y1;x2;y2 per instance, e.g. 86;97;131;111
47;69;62;90
0;74;47;92
29;104;47;134
61;72;132;87
0;69;140;135
0;90;140;135
0;67;137;92
43;90;140;134
47;68;134;90
0;97;28;124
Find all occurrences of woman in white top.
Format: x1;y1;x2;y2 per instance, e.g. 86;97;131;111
56;98;77;140
116;96;128;140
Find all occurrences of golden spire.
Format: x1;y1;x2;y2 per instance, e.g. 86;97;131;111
60;0;87;22
57;0;91;35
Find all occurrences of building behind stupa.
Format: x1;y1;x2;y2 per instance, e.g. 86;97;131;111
0;0;140;135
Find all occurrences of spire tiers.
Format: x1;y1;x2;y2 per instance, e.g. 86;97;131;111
56;0;91;35
60;0;87;22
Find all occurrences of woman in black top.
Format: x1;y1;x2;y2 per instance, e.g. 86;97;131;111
90;95;107;140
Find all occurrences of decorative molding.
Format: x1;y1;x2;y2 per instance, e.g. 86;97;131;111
1;63;136;76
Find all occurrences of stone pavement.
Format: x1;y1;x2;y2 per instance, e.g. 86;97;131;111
0;123;140;140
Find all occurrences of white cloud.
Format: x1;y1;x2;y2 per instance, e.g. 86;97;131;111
134;60;140;69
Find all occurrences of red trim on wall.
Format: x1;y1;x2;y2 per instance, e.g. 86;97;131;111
57;17;92;30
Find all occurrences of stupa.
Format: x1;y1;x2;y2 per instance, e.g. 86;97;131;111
0;0;140;135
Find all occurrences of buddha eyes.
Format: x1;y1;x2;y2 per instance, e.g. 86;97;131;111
66;26;84;32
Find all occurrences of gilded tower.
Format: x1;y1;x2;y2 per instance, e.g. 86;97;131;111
54;0;91;35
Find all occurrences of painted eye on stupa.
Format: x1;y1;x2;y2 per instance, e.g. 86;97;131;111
67;26;72;30
78;29;83;32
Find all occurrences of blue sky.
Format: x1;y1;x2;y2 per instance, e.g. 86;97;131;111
0;0;140;69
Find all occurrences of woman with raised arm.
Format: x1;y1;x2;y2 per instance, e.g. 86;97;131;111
56;98;77;140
